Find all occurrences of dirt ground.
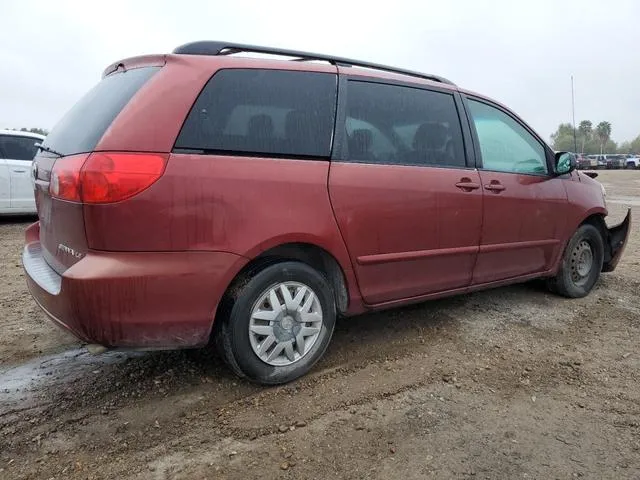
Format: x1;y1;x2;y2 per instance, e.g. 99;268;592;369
1;170;639;480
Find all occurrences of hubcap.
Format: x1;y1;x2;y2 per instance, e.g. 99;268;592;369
249;281;323;366
570;240;593;286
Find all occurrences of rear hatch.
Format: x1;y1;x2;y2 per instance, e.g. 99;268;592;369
33;65;160;274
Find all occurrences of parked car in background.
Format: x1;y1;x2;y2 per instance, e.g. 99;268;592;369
0;129;44;215
626;155;640;169
595;155;607;169
586;155;602;169
605;154;626;169
575;154;590;169
22;41;632;384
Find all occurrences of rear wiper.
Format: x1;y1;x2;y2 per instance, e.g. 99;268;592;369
35;143;64;158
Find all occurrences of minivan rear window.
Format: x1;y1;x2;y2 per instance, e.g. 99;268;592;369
175;69;337;158
43;67;160;156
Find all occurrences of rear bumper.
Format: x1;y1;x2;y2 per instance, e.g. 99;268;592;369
23;222;246;349
602;209;632;273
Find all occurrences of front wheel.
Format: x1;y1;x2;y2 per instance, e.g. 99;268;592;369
547;224;604;298
216;261;336;385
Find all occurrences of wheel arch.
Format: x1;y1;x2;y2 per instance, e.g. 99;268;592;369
577;212;615;269
550;209;608;275
580;212;608;240
219;241;352;316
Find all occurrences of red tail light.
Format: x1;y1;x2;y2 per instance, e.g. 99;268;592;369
49;154;87;202
81;153;167;203
50;152;168;203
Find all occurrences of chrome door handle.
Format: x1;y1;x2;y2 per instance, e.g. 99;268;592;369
12;169;27;173
484;183;506;192
455;181;480;191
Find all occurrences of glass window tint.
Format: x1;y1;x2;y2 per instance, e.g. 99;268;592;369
468;100;548;175
0;135;40;161
175;69;337;158
344;81;465;167
345;117;396;161
43;67;159;156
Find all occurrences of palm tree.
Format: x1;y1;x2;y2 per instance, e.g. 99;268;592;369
578;120;592;154
596;121;612;154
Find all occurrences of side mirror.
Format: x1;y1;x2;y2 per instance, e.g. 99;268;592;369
555;152;576;175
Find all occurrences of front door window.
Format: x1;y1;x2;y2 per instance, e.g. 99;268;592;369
467;100;548;175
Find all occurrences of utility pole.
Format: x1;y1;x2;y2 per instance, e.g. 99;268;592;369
571;75;578;153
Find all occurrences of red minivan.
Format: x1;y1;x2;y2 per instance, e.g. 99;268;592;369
23;41;631;384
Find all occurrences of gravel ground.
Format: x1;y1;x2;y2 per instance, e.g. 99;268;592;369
0;170;639;480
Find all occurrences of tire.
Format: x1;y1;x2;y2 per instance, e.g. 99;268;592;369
216;261;336;385
547;224;604;298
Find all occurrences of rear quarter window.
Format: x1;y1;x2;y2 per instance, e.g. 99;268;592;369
175;69;337;158
43;67;160;156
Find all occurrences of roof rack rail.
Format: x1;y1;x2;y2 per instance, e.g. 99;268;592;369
172;41;455;86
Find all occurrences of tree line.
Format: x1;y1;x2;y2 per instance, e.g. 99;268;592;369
551;120;640;155
4;127;49;136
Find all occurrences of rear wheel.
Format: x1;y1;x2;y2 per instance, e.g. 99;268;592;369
216;261;336;385
547;224;604;298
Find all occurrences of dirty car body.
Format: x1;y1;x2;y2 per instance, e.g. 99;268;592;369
23;41;631;384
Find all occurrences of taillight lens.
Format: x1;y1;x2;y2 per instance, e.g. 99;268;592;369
50;152;167;203
50;154;88;202
81;153;167;203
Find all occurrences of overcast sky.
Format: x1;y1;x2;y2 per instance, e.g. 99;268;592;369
2;0;639;143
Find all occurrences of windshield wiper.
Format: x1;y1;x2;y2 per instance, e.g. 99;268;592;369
35;143;64;158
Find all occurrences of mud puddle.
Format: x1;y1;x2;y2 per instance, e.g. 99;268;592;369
0;348;143;414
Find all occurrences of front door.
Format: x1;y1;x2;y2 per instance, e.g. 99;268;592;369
465;98;567;284
329;79;482;305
